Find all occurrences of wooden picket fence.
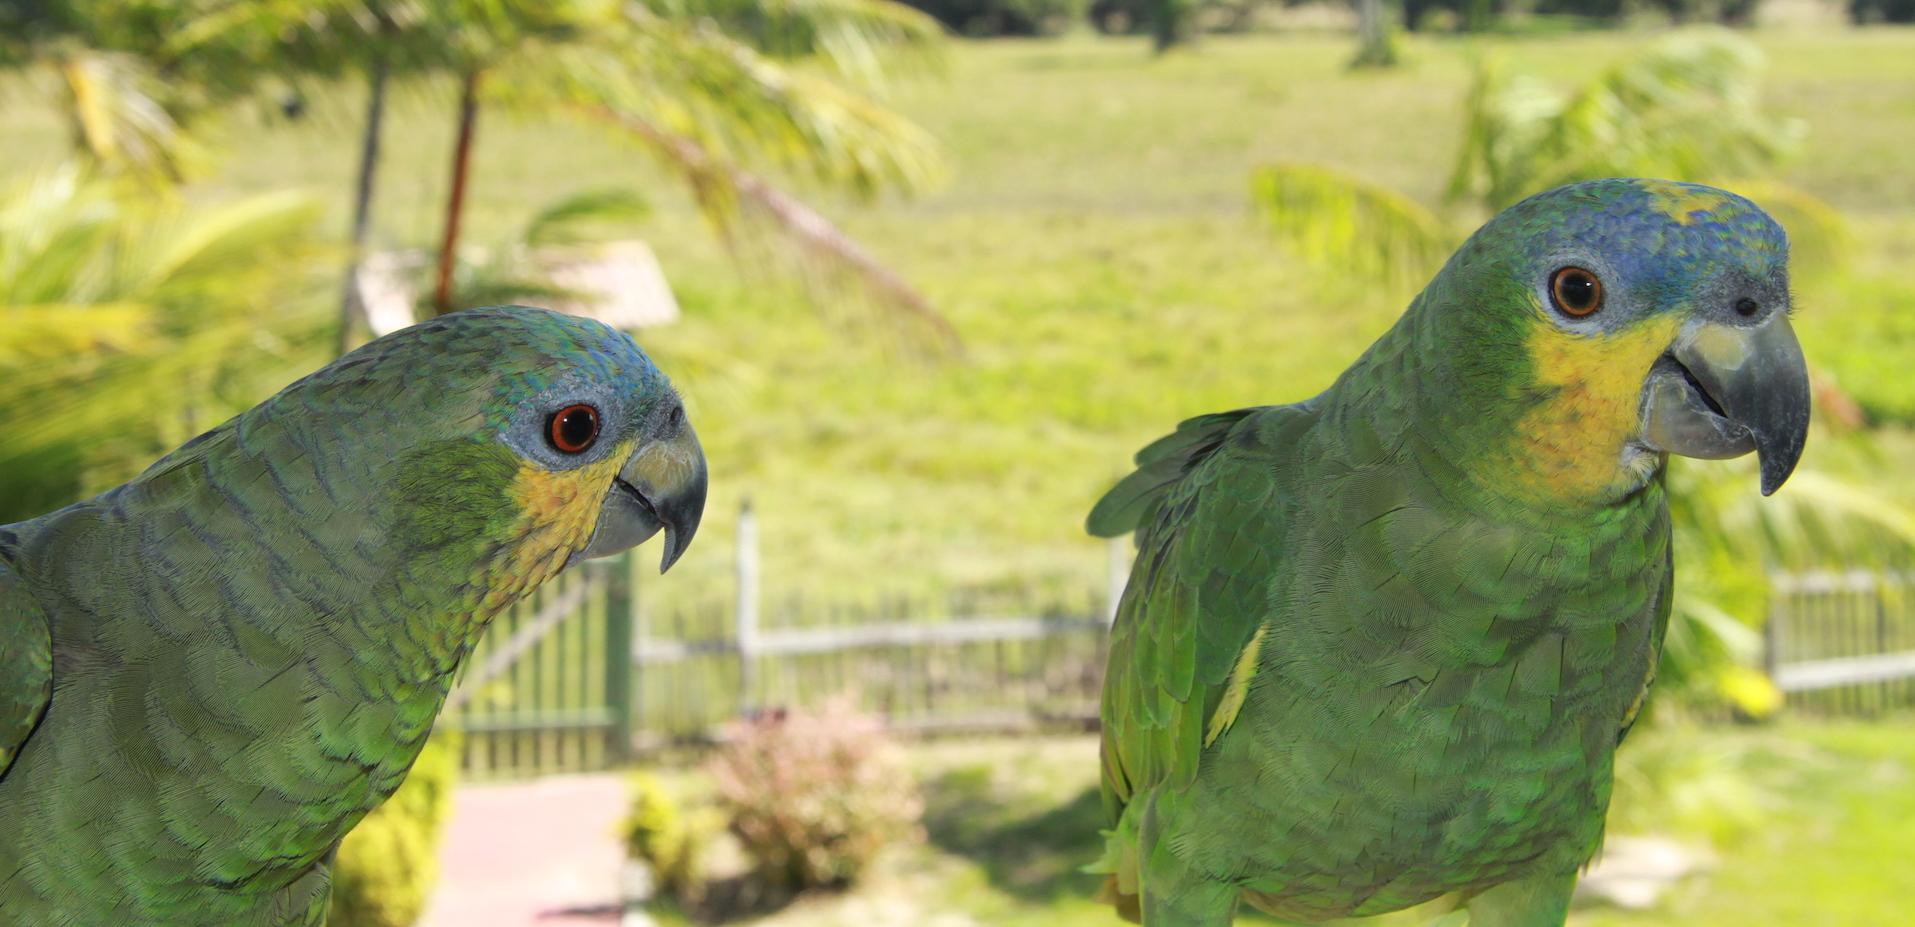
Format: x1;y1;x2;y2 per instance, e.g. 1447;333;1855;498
440;505;1915;778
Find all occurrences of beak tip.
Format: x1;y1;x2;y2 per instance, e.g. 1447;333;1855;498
1756;437;1805;497
1759;460;1795;497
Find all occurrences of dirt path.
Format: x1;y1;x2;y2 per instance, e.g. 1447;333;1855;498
418;773;631;926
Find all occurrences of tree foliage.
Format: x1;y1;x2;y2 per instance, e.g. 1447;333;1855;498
910;0;1083;35
6;0;957;344
1252;163;1449;292
1447;31;1802;211
0;167;330;522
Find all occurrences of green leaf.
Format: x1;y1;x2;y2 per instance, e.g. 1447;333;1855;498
523;188;650;247
1250;162;1454;290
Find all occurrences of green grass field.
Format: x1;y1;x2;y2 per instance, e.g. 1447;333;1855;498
4;28;1910;610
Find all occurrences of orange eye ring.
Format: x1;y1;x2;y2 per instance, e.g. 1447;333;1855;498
548;404;600;454
1549;266;1604;318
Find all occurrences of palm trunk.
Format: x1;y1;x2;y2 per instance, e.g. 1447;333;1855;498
433;69;482;317
336;57;389;356
1149;0;1191;53
1351;0;1397;69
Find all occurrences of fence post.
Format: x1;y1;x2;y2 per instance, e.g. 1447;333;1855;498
604;552;636;763
736;499;761;712
1106;535;1130;624
1763;570;1787;685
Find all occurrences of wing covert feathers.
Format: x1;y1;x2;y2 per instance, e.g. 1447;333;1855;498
0;555;52;779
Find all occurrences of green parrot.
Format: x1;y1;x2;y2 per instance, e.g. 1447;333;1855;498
1086;179;1810;926
0;306;707;925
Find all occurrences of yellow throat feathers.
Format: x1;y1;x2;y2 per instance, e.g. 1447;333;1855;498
1508;311;1683;502
494;441;634;605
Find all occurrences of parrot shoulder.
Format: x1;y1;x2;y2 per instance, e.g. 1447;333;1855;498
0;529;52;780
1087;407;1269;538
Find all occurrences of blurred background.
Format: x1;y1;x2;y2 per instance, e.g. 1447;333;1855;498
2;0;1912;924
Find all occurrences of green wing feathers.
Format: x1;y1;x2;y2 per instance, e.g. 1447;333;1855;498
1093;405;1305;815
1087;409;1261;539
0;553;52;779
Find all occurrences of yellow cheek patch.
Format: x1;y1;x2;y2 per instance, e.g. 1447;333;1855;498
1640;180;1733;227
501;441;634;587
1509;313;1683;501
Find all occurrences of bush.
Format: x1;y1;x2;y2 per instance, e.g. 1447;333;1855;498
622;772;720;903
708;698;923;891
900;0;1083;36
328;732;461;927
1850;0;1915;22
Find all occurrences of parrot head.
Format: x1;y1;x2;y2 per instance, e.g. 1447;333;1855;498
302;306;707;579
1420;178;1809;503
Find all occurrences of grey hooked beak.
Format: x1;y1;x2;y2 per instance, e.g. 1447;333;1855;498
1639;313;1810;496
576;422;707;571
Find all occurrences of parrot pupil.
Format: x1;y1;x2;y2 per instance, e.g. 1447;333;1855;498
1549;267;1603;317
549;404;600;454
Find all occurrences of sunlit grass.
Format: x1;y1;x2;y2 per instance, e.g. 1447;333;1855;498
2;29;1910;609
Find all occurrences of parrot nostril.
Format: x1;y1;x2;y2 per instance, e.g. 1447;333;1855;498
1734;297;1760;318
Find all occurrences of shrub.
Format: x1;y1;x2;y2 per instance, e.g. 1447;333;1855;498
901;0;1083;36
1850;0;1915;22
707;697;923;891
622;771;720;902
328;732;461;927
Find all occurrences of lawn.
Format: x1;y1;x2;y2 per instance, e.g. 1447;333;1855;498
3;28;1910;611
636;719;1915;926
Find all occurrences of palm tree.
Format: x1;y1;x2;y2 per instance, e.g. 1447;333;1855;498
173;0;954;348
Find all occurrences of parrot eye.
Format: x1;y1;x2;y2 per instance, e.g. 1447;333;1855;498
1549;266;1604;318
547;404;600;454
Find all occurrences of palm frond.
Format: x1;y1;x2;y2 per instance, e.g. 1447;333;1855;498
1251;163;1455;290
1450;31;1803;211
643;0;946;86
0;169;331;521
524;188;651;247
52;49;198;182
588;108;958;352
485;11;954;347
506;10;946;197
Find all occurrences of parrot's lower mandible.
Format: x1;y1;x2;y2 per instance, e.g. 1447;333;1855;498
0;306;708;925
1087;179;1810;926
